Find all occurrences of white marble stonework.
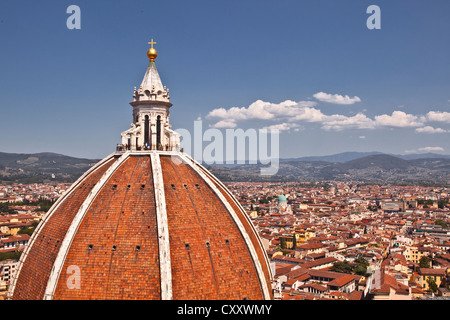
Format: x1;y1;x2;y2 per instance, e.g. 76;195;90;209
120;47;180;152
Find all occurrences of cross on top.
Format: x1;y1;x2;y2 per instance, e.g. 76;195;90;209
148;39;157;48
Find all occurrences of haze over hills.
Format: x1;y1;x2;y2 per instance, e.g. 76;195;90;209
0;151;449;185
207;153;450;186
281;151;450;163
280;151;385;163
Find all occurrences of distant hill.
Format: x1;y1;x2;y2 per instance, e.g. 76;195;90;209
207;153;450;186
280;151;450;163
395;153;450;160
0;152;99;183
336;154;412;171
1;151;449;186
281;151;384;163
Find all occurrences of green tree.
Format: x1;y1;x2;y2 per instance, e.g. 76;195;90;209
17;222;38;236
331;258;371;276
419;256;431;268
330;261;354;274
354;257;370;276
354;264;367;276
355;257;369;268
0;203;17;214
426;277;438;293
38;198;56;212
437;200;447;209
435;219;448;228
0;251;22;262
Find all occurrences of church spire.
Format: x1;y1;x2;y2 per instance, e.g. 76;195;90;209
120;39;180;152
132;39;170;105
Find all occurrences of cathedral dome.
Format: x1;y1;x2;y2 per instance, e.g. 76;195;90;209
9;41;273;300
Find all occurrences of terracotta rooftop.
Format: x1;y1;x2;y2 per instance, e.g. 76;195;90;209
10;153;273;300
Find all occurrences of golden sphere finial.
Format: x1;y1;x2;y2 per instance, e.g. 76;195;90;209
147;38;158;62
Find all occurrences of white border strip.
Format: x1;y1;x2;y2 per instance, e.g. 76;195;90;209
43;152;130;300
150;151;173;300
177;153;271;300
8;152;116;299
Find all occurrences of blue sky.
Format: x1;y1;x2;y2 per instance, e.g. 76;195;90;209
0;0;449;159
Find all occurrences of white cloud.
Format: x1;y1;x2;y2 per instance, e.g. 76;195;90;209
405;146;445;154
207;99;319;128
313;92;361;105
262;123;302;132
291;106;329;122
206;99;318;123
374;111;425;128
206;104;272;121
418;147;445;152
415;126;447;134
209;120;237;128
206;98;450;133
426;111;450;123
321;110;426;131
321;113;375;131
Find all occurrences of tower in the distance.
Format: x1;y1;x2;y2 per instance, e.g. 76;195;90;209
9;40;273;300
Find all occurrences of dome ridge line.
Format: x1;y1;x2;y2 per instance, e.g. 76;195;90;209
8;152;118;299
177;153;272;300
43;152;131;300
150;151;173;300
